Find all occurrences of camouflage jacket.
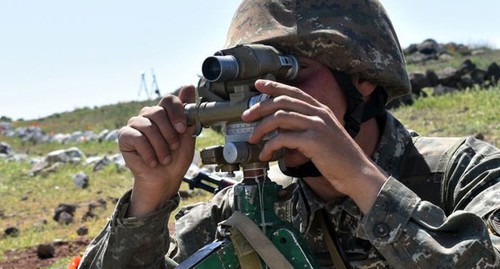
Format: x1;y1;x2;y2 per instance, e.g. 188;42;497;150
79;113;500;268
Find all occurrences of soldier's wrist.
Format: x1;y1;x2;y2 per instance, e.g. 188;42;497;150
126;183;179;218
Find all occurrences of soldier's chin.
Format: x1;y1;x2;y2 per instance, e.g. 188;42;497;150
283;149;309;168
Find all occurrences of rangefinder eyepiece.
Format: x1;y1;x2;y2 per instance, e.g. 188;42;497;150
200;44;299;83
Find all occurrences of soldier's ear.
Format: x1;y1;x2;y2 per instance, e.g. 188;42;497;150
352;77;377;101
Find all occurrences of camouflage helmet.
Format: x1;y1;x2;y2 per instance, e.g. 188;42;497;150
225;0;411;102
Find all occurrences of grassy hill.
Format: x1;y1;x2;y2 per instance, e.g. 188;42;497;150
0;47;499;268
10;99;160;134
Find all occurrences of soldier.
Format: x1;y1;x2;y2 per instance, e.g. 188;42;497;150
79;0;500;268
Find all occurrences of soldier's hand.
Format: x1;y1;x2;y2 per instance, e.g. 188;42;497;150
119;85;196;217
242;78;387;213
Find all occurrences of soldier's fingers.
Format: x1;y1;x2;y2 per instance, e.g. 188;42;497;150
118;126;161;168
259;131;309;162
242;94;318;123
254;79;321;106
248;110;315;143
178;85;196;103
139;106;181;151
158;92;188;134
126;116;172;165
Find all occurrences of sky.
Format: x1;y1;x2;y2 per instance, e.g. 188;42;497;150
1;0;499;121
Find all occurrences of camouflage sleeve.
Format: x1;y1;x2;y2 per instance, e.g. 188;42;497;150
360;138;500;268
78;189;179;269
167;186;235;263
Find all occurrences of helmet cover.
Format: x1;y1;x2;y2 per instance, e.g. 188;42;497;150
225;0;411;101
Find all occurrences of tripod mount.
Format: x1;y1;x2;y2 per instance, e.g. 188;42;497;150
178;44;319;268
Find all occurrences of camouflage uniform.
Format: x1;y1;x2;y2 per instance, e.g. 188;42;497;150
79;113;500;268
79;0;500;268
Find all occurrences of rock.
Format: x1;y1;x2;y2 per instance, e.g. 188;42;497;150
404;43;418;55
87;155;124;171
88;199;107;211
433;85;458;96
93;156;110;171
486;62;500;84
85;156;102;165
426;69;439;87
458;76;474;89
37;244;55;259
471;49;485;56
97;129;110;142
437;53;453;61
409;72;430;95
83;130;96;141
46;147;85;163
0;142;12;155
20;126;48;145
104;129;119;142
28;161;61;176
69;131;84;143
457;59;476;76
81;210;97;222
82;199;107;222
110;153;126;170
57;211;74;225
51;133;71;143
28;160;49;176
417;39;440;55
72;172;89;188
471;69;487;84
53;203;77;223
438;67;461;87
4;226;20;237
76;226;89;236
407;52;437;64
0;121;12;134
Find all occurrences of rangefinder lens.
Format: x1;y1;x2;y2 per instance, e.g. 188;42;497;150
202;55;239;82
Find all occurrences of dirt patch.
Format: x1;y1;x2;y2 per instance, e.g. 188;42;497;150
0;238;90;269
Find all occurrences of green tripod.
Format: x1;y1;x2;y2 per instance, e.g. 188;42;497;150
177;162;319;268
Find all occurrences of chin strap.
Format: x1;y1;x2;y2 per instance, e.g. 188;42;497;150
280;71;387;178
334;71;387;138
279;158;322;178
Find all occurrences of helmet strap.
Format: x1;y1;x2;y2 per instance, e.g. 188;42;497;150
332;71;387;138
279;71;387;179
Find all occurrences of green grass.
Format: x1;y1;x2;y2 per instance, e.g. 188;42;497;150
0;159;133;255
0;127;223;263
391;86;499;146
11;99;160;134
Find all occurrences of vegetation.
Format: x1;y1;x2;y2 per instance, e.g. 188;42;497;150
391;86;499;147
13;99;160;134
